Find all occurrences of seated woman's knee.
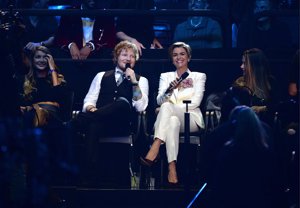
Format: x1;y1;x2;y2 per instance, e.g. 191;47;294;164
160;102;174;111
169;116;180;128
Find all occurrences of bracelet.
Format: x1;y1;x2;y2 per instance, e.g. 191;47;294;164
49;69;56;74
131;82;138;86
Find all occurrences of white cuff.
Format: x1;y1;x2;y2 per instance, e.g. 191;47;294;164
68;42;75;50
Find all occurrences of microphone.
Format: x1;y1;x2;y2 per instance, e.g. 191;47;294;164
125;63;131;80
165;71;189;94
125;63;131;69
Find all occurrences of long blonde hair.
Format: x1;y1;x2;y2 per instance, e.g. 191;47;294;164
23;46;65;101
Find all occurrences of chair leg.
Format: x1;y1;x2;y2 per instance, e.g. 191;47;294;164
159;159;164;187
139;165;151;189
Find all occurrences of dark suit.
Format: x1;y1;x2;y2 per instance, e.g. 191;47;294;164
55;14;116;51
111;0;156;47
75;70;141;136
73;70;143;184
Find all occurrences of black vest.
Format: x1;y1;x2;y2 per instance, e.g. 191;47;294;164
96;70;140;108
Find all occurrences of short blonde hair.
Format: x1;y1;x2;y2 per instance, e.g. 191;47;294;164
113;41;139;63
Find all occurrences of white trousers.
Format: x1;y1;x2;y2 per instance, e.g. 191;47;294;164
154;102;199;163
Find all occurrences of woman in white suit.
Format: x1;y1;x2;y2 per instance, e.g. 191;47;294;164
141;42;206;184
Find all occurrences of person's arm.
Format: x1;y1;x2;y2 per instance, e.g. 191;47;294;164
24;36;55;51
132;76;149;112
156;72;178;106
67;42;81;60
41;36;55;48
79;42;94;60
116;31;145;55
46;54;59;86
288;51;299;97
82;72;105;112
151;38;163;49
289;83;298;97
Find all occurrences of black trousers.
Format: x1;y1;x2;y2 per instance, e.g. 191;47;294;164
72;98;132;181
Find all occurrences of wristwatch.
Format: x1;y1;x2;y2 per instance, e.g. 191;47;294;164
86;42;94;51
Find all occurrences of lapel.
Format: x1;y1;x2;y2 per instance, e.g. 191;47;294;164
171;70;193;104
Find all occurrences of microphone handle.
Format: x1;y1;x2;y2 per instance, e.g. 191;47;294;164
123;74;131;81
165;76;186;94
165;80;178;94
165;85;172;94
125;63;132;80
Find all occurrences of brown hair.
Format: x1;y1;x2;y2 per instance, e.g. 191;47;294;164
168;42;192;59
113;41;139;64
242;48;271;100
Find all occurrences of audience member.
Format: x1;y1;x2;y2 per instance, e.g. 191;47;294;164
226;48;279;125
111;0;163;56
22;0;58;51
54;0;116;60
140;42;206;184
237;0;292;49
206;106;284;208
20;46;67;127
173;0;223;49
18;46;74;206
70;41;149;182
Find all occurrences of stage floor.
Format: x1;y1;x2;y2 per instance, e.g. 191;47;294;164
51;184;209;208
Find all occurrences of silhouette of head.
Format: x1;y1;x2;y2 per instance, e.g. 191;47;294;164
188;0;209;10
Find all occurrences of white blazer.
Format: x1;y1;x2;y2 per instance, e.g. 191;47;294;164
156;70;206;128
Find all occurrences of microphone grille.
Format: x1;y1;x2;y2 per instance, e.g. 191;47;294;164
125;63;131;69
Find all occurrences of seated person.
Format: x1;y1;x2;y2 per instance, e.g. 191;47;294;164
71;41;149;178
22;0;59;51
228;48;279;125
206;106;284;208
173;0;223;49
237;0;292;49
111;0;163;55
54;0;116;60
20;46;67;127
140;42;206;184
